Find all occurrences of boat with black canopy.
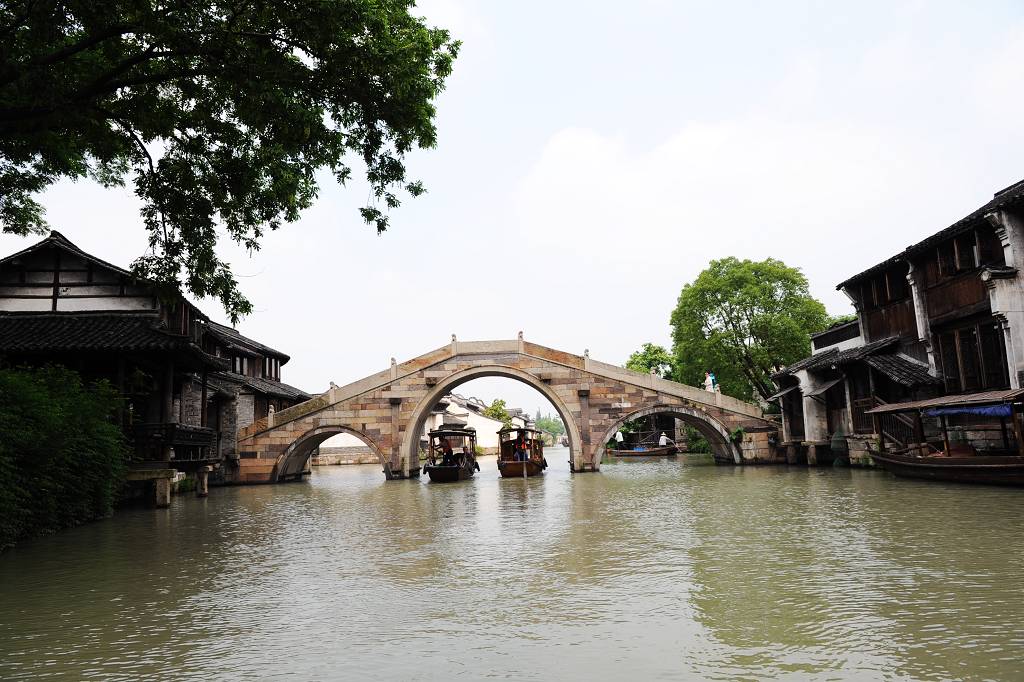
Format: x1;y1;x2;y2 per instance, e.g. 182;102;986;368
423;426;480;483
497;426;547;477
865;388;1024;486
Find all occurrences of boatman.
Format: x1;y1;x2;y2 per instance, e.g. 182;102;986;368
615;430;624;450
658;432;674;447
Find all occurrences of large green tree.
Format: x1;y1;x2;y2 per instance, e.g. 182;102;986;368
670;257;829;401
0;1;459;321
625;342;674;378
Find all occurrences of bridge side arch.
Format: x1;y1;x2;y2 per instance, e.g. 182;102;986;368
597;404;741;464
401;364;583;475
275;424;387;481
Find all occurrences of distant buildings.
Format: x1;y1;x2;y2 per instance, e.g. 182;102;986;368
0;232;309;499
774;178;1024;464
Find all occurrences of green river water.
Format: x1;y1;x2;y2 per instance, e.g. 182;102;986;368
1;448;1023;681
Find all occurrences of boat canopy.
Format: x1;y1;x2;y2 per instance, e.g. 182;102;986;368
865;388;1024;415
924;404;1014;418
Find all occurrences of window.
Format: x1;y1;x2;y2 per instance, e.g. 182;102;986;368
954;232;978;271
887;269;908;301
937;320;1009;393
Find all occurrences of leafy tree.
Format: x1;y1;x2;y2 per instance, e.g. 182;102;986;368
625;342;674;378
536;413;564;438
0;365;128;549
670;257;829;401
0;2;459;322
483;398;511;428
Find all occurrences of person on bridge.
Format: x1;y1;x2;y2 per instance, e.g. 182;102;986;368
704;372;715;393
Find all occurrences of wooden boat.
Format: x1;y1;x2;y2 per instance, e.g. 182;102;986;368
865;389;1024;486
423;427;480;483
497;426;548;478
870;449;1024;486
614;444;679;457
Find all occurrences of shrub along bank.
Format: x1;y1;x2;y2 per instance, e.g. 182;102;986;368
0;365;128;550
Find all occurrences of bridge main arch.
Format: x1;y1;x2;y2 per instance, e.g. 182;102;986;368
401;364;583;476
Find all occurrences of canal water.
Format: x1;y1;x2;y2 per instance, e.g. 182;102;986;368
2;448;1023;681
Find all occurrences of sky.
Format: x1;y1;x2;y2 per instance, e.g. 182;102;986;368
3;0;1024;417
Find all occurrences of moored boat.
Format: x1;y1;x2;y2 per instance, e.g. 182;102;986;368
497;426;547;477
866;389;1024;486
869;450;1024;486
423;427;480;483
614;444;679;457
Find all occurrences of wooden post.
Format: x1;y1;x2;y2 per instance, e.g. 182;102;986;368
940;415;950;455
1000;416;1010;451
873;414;884;451
1013;407;1024;457
163;362;175;423
914;411;925;446
200;369;208;428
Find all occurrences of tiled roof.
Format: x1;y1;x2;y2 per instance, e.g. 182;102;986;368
836;178;1024;290
0;313;229;369
776;337;899;376
206;321;290;362
864;353;941;387
210;371;311;401
776;337;939;388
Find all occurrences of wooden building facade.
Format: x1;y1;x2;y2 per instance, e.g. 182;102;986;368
774;178;1024;464
0;232;309;499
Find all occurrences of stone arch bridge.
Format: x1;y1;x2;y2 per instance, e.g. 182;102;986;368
236;338;779;481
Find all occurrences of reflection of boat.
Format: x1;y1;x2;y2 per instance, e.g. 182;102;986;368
497;427;548;477
615;445;678;457
866;389;1024;486
423;427;480;483
869;450;1024;486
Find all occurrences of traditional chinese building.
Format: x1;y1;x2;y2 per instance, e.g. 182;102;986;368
774;178;1024;464
0;231;309;502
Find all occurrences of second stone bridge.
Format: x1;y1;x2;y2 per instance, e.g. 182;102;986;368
236;337;778;481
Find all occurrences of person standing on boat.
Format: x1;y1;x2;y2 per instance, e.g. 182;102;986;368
614;430;624;450
516;436;528;461
658;432;674;447
441;438;454;466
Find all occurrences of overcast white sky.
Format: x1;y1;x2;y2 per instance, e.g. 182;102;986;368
3;0;1024;416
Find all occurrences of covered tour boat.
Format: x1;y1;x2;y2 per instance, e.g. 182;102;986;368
497;426;548;478
865;389;1024;486
424;427;480;483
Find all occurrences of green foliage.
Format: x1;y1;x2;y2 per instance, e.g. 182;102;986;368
625;343;675;378
829;313;859;327
483;399;512;428
536;413;565;438
0;2;460;322
684;426;711;453
729;427;746;445
670;257;830;401
0;366;129;550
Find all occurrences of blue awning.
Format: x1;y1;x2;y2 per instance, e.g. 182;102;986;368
923;404;1014;418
